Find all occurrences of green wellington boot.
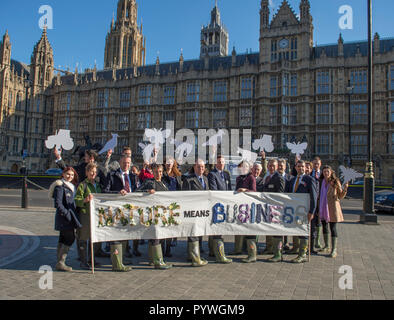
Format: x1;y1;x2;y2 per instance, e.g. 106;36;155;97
330;237;338;258
261;236;274;255
186;241;192;262
267;237;283;263
213;239;232;264
287;236;300;254
110;243;132;272
321;233;330;254
230;235;244;255
291;239;308;263
152;244;172;269
55;244;73;272
189;241;208;267
148;242;154;266
314;226;323;249
241;239;257;263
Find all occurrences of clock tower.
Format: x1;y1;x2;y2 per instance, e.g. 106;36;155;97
259;0;313;65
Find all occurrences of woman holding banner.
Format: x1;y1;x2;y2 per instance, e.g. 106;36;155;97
318;166;348;258
162;156;183;257
137;163;172;270
49;167;81;272
235;161;258;263
74;163;103;270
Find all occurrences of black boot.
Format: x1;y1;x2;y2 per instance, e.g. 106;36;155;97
94;242;110;258
164;239;172;258
199;236;205;253
133;240;142;256
79;240;90;270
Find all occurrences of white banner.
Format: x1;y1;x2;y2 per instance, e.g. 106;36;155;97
90;191;310;243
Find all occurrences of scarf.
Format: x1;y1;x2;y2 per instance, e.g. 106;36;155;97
62;179;76;198
319;179;330;222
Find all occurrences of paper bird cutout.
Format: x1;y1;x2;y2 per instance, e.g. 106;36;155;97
339;166;363;187
98;133;118;155
45;129;74;154
202;129;226;147
252;135;274;153
237;147;258;164
170;139;193;164
286;141;308;158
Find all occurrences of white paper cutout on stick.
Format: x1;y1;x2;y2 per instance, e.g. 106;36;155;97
237;147;258;164
144;128;171;148
138;143;157;162
252;135;274;153
98;133;118;155
202;129;225;147
45;129;74;154
339;166;363;187
286;141;308;158
170;138;193;164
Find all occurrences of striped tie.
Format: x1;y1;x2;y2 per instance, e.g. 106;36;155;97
294;176;300;193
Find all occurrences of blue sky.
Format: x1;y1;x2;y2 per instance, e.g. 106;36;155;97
1;0;393;71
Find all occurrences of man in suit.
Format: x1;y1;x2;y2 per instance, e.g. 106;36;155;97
182;159;209;267
252;163;264;192
285;160;318;263
311;156;323;250
262;159;286;263
278;158;296;253
207;155;232;264
103;155;137;272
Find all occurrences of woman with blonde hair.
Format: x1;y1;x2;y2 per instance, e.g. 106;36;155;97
318;165;349;258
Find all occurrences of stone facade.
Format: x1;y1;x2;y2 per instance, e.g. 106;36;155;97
0;0;394;184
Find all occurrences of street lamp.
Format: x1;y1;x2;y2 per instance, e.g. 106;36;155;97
361;0;378;224
346;80;354;167
21;79;31;209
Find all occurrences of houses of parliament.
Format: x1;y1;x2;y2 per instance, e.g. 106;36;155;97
0;0;394;184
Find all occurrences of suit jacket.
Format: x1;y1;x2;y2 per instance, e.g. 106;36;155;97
105;168;139;193
286;174;318;214
182;174;210;191
262;172;285;193
311;170;322;180
208;168;232;191
137;179;169;192
256;176;264;192
235;174;256;192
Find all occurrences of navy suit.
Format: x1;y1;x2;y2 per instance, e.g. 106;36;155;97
105;169;139;193
286;174;318;241
208;169;232;191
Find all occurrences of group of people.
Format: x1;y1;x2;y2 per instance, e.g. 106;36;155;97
49;146;348;272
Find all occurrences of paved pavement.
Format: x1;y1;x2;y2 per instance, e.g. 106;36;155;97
0;191;394;300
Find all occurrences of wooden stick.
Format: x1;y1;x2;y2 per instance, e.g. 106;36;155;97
90;240;95;274
308;223;311;262
90;199;95;274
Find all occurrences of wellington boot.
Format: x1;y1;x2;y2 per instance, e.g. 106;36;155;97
56;242;62;262
230;235;244;255
241;239;257;263
111;243;132;272
287;236;300;254
314;226;323;249
321;233;330;253
267;238;283;263
213;239;232;264
330;237;338;258
122;241;133;258
148;242;154;266
261;236;273;255
291;239;308;263
189;241;208;267
78;240;90;270
152;244;172;270
55;244;73;272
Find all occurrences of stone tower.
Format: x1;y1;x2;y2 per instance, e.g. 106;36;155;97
0;30;11;69
200;0;229;58
104;0;146;69
30;27;54;93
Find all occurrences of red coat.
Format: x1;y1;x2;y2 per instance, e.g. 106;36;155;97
139;169;154;182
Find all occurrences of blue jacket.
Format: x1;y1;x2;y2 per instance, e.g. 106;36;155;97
208;169;232;191
285;174;318;215
52;181;82;231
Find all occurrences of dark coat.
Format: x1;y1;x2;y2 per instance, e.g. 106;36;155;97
256;176;265;192
137;179;169;192
105;168;139;193
162;172;183;191
182;174;210;191
235;174;256;192
208;169;232;191
286;174;318;214
262;172;285;193
51;181;82;231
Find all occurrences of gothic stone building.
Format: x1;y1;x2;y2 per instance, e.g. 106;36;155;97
1;0;394;184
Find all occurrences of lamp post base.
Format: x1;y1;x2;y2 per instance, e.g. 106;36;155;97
360;213;378;225
360;162;378;224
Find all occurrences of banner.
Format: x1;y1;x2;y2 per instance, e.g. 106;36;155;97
90;191;310;243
